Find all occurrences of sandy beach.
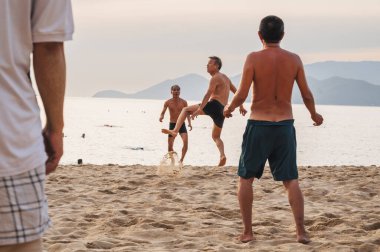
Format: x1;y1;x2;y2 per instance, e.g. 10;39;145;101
43;165;379;252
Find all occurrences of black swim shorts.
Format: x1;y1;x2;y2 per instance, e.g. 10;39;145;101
202;99;225;128
168;122;187;137
238;119;298;181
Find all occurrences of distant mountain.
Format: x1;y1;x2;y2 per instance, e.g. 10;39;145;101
292;76;380;106
94;73;209;101
305;61;380;85
93;61;380;106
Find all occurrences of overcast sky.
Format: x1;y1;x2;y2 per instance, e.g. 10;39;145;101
64;0;380;96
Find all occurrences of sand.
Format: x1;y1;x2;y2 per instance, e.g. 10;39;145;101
43;165;379;252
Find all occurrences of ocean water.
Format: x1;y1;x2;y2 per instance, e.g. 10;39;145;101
44;97;380;167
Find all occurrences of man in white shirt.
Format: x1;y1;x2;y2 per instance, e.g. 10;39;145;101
0;1;74;251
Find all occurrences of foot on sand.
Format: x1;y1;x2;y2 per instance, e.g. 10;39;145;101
161;129;178;137
238;234;254;243
218;156;226;166
297;235;311;244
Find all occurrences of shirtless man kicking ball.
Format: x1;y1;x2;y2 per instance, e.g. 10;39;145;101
162;56;247;166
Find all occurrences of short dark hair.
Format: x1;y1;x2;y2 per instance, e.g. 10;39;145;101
259;15;284;43
171;84;180;91
209;56;222;70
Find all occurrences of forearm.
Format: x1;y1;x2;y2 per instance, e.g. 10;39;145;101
303;95;317;117
33;42;66;132
229;93;246;111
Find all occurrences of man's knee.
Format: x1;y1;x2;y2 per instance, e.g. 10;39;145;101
283;179;299;190
239;176;254;185
212;133;221;142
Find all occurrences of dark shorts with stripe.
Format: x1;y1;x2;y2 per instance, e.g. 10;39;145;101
238;119;298;181
202;99;225;128
169;122;187;137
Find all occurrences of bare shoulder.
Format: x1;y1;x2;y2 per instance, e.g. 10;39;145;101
180;98;187;104
282;49;302;62
165;98;173;105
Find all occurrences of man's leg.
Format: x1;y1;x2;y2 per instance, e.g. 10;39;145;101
211;124;226;166
283;179;310;244
168;135;175;152
162;105;201;137
179;133;188;163
238;177;255;242
0;239;42;252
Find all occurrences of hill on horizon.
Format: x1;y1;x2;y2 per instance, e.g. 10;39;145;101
93;61;380;107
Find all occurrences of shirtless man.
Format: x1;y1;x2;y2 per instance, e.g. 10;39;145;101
159;85;192;163
162;56;247;166
223;16;323;243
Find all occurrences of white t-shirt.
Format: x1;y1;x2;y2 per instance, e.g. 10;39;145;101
0;0;74;177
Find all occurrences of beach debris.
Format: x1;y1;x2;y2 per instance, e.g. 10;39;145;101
77;159;83;165
81;133;85;138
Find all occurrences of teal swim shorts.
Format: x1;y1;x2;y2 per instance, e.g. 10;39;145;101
238;119;298;181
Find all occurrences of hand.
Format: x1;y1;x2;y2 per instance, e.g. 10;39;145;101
311;112;323;126
188;124;192;131
223;104;234;118
159;116;164;122
239;105;247;116
191;108;202;120
43;127;63;175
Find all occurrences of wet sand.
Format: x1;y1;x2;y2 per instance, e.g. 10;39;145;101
43;165;379;251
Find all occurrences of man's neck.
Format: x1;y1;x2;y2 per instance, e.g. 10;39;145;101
209;70;219;76
263;42;280;49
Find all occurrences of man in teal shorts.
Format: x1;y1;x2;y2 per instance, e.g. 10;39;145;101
224;15;323;244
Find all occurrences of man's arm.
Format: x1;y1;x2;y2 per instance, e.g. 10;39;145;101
184;101;192;131
33;42;66;174
224;55;253;117
229;82;247;116
295;56;323;126
159;101;168;122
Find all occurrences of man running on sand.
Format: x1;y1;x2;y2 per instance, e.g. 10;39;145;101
162;56;247;166
224;16;323;244
159;85;192;164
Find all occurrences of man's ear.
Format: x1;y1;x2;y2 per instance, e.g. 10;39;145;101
280;32;284;41
258;31;264;43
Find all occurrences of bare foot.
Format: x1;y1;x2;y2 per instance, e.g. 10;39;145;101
237;234;254;243
218;155;226;166
297;235;311;244
161;129;178;137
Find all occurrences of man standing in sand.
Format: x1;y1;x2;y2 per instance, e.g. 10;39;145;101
224;16;323;243
159;85;192;164
162;56;247;166
0;1;73;251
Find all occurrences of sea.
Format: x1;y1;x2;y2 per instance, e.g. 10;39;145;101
43;97;380;167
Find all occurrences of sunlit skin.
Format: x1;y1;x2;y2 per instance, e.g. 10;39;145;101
224;29;323;243
162;58;247;166
159;87;192;163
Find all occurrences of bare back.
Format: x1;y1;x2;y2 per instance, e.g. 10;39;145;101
249;47;300;121
166;98;187;122
210;72;232;105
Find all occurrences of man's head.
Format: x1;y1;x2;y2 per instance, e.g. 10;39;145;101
259;15;284;43
171;84;181;97
207;56;222;74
